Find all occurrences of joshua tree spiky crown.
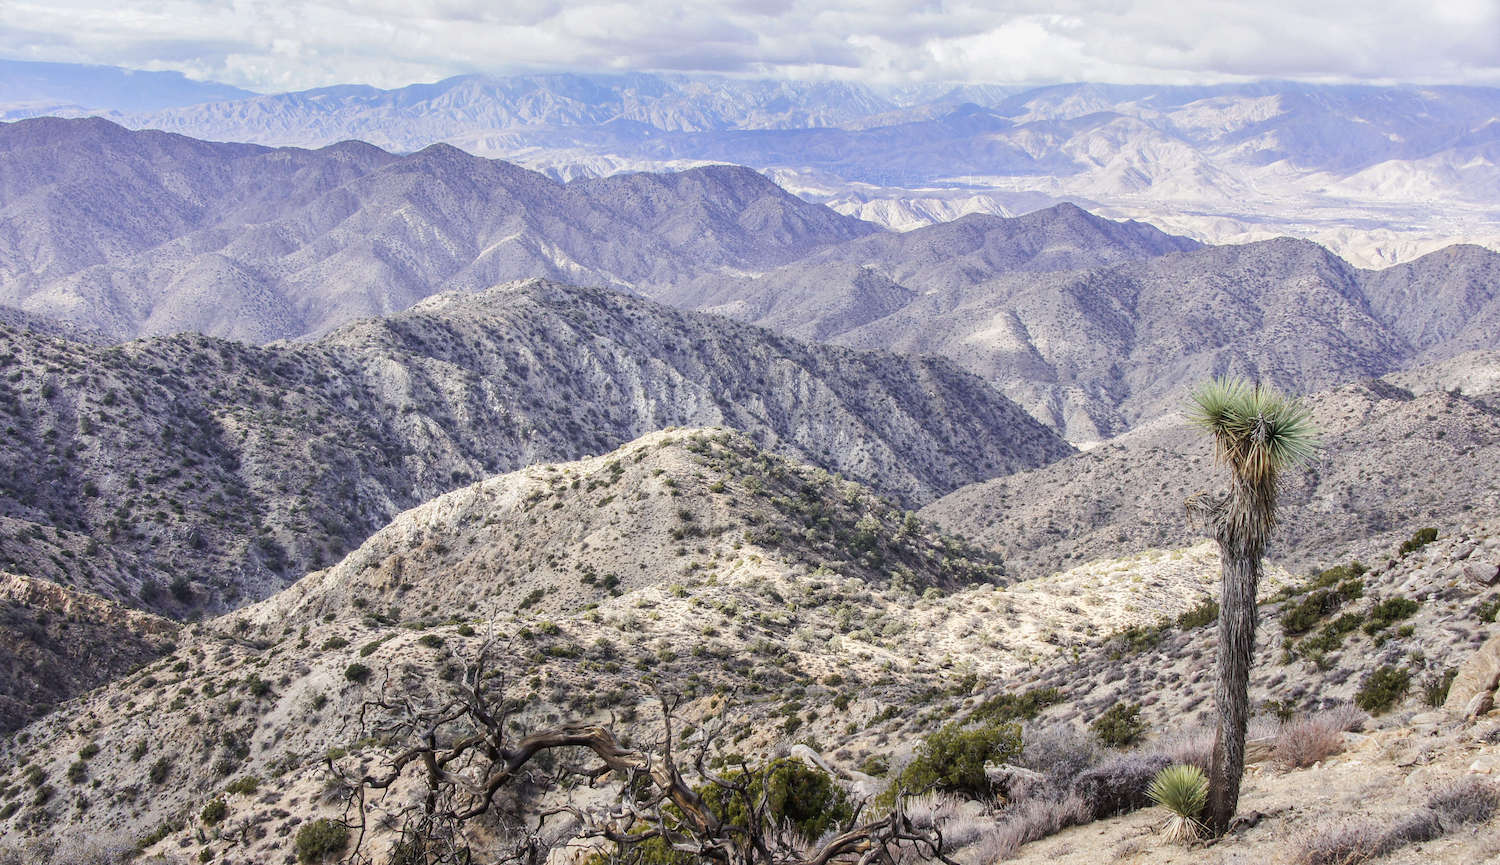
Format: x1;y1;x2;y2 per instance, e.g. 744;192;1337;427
1187;376;1319;540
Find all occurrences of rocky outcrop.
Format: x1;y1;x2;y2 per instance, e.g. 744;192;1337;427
0;573;178;731
1444;632;1500;720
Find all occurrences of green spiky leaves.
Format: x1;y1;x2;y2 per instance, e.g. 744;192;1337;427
1148;763;1208;843
1188;377;1320;484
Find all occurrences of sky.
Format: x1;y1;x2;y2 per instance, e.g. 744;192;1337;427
3;0;1500;93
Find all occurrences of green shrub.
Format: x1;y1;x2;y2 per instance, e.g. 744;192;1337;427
1147;764;1207;842
1280;583;1361;636
1423;669;1458;707
295;818;349;863
884;721;1022;801
1176;598;1219;630
1479;599;1500;624
149;757;171;785
1399;528;1438;555
969;686;1061;725
319;637;349;651
1356;666;1410;714
67;761;87;784
344;663;371;684
225;775;260;796
702;759;854;840
200;798;227;825
859;754;890;777
1364;597;1420;635
1091;702;1147;748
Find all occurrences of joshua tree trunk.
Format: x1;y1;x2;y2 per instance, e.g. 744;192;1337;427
1207;524;1263;835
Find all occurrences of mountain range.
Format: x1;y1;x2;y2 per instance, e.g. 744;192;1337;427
11;62;1492;265
7;117;1500;445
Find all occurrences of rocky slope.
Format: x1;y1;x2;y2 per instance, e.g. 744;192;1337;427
0;429;1495;864
0;117;875;342
922;352;1500;580
0;573;178;734
672;229;1500;442
0;279;1068;623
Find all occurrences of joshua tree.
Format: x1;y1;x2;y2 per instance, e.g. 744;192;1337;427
1186;378;1317;835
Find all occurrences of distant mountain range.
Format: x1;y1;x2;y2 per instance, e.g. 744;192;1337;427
4;117;1499;445
6;61;1490;265
0;117;873;342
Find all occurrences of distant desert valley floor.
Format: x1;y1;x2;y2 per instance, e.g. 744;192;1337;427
1;73;1500;865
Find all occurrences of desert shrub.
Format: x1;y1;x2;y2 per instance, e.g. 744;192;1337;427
1273;715;1345;769
225;775;260;796
1479;598;1500;624
1280;586;1359;636
319;637;348;651
702;759;853;840
1423;669;1458;707
148;757;171;785
1019;724;1099;788
1146;764;1207;842
66;761;87;784
295;818;349;863
1364;597;1419;635
1355;666;1410;714
976;793;1092;860
885;721;1022;801
1176;598;1218;629
858;754;889;777
1292;781;1497;865
1107;623;1166;657
344;663;371;684
1290;819;1387;865
1425;777;1499;827
970;687;1061;725
1158;726;1215;772
1070;751;1171;818
1090;702;1146;748
1399;527;1438;555
200;798;227;825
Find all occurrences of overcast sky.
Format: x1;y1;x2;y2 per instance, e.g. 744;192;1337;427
3;0;1500;93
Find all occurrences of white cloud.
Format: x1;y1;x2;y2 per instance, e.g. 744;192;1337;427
2;0;1498;92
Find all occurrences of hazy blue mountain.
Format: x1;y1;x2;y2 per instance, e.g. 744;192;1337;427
0;58;253;118
0;117;875;341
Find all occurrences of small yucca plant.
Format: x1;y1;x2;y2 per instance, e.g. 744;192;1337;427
1147;763;1208;843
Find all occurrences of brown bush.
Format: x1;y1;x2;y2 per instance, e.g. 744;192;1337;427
1274;716;1346;769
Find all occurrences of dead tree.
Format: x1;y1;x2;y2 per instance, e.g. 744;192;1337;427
325;637;958;865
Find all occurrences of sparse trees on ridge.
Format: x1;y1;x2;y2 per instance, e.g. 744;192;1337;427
1186;378;1318;836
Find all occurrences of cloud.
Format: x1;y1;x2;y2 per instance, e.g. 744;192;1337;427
2;0;1499;92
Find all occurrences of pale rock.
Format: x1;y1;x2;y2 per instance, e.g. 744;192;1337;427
1443;632;1500;717
1464;561;1500;587
1469;754;1500;774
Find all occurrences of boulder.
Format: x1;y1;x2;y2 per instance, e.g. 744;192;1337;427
1464;561;1500;587
1444;632;1500;718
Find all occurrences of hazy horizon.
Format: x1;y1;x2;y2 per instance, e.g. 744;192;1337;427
3;1;1499;94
